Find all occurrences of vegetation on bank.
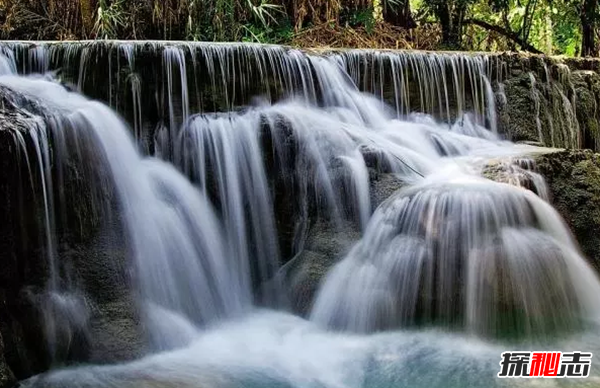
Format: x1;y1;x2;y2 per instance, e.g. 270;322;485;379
0;0;598;56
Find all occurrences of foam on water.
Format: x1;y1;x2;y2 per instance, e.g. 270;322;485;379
19;311;600;388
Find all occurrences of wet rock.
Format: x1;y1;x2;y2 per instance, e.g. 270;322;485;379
497;71;580;148
281;171;405;315
496;74;540;143
0;101;52;378
534;149;600;272
0;86;144;380
482;156;549;200
484;149;600;272
490;54;600;151
281;219;361;316
86;297;145;364
571;70;600;150
369;171;406;210
59;219;146;364
0;332;15;388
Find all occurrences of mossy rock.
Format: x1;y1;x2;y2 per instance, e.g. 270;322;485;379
497;73;540;143
535;149;600;271
571;70;600;149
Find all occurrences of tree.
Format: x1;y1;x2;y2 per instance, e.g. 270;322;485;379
580;0;599;56
465;0;546;53
383;0;416;28
423;0;475;48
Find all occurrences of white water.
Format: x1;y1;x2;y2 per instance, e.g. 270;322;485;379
0;74;252;352
311;177;600;337
18;312;600;388
0;44;599;387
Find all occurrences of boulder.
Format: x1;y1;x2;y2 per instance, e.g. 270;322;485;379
58;219;146;365
369;170;406;210
0;85;144;380
281;219;361;316
281;171;405;316
534;149;600;272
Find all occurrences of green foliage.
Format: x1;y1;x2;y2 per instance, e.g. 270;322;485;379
241;20;294;43
246;0;284;27
94;0;127;39
0;0;597;56
349;8;376;31
552;2;582;55
421;0;594;55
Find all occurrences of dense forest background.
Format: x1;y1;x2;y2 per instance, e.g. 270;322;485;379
0;0;597;55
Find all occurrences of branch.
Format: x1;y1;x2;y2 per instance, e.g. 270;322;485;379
466;19;544;54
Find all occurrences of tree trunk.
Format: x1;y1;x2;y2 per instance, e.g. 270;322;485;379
383;0;416;28
439;4;464;49
442;25;463;48
438;4;454;47
581;0;598;57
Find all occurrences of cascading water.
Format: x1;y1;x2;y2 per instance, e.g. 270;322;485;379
0;72;258;353
311;175;600;337
0;42;599;387
0;42;503;150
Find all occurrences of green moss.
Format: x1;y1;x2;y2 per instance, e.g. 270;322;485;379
535;150;600;271
494;56;600;150
498;74;541;143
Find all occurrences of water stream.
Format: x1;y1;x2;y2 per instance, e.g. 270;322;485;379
0;42;598;387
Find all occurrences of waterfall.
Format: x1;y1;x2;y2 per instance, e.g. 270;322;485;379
0;42;599;387
311;176;600;337
0;42;502;150
0;73;256;353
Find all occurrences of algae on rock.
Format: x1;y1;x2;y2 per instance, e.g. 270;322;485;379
535;149;600;272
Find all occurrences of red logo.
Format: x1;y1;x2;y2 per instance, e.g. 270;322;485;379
498;351;593;378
